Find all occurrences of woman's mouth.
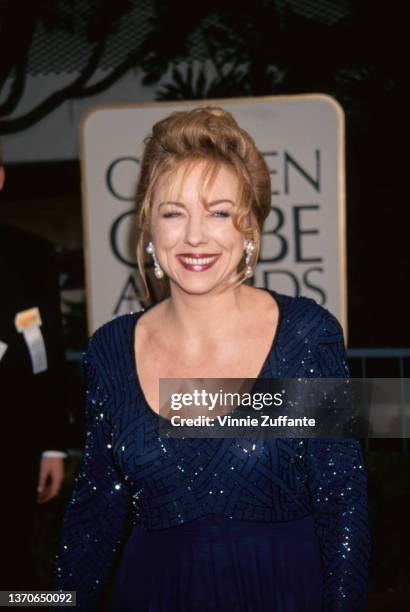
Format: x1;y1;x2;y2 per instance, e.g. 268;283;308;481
176;253;221;272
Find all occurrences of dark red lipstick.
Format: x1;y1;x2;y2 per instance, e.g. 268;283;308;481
176;253;221;272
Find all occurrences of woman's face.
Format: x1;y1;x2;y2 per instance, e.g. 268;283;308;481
149;162;248;295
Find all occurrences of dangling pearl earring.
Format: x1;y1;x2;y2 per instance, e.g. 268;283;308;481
146;241;164;279
244;240;255;278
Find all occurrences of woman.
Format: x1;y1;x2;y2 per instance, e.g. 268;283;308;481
54;107;370;611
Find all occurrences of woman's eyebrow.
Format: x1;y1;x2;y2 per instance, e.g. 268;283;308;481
158;199;234;209
158;201;185;210
207;199;235;207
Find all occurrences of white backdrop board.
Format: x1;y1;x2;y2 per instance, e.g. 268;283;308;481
80;95;346;335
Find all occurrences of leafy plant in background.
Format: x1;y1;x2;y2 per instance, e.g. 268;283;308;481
156;61;248;101
143;0;401;120
0;0;134;133
0;0;401;132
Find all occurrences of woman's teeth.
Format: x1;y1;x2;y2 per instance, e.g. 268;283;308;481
180;256;217;265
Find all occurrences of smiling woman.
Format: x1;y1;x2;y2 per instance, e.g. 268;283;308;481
148;162;250;293
54;107;370;612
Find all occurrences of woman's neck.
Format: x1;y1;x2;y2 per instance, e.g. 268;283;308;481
162;284;251;349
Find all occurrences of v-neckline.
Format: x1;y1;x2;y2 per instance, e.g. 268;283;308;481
129;288;284;421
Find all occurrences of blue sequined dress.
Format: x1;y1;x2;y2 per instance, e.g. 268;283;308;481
54;290;370;611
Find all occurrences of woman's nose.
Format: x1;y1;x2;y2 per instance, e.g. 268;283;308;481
183;213;209;246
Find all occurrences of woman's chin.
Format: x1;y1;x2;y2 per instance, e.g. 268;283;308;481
170;275;230;295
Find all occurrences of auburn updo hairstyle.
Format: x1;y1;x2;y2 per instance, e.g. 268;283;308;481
135;106;272;300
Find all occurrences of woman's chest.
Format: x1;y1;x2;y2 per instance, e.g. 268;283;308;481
110;403;309;505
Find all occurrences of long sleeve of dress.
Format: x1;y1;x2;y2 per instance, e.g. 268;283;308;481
53;335;131;611
307;311;371;611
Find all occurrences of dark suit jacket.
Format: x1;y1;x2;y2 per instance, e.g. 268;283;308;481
0;224;67;458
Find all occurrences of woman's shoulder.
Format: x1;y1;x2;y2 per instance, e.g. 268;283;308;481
275;290;331;317
84;311;140;365
272;290;343;337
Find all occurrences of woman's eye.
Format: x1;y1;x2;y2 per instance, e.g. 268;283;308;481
211;211;230;218
162;211;182;218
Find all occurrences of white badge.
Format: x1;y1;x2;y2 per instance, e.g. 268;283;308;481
14;307;48;374
0;340;8;361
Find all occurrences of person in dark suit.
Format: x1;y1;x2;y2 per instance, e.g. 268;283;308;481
0;154;67;589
